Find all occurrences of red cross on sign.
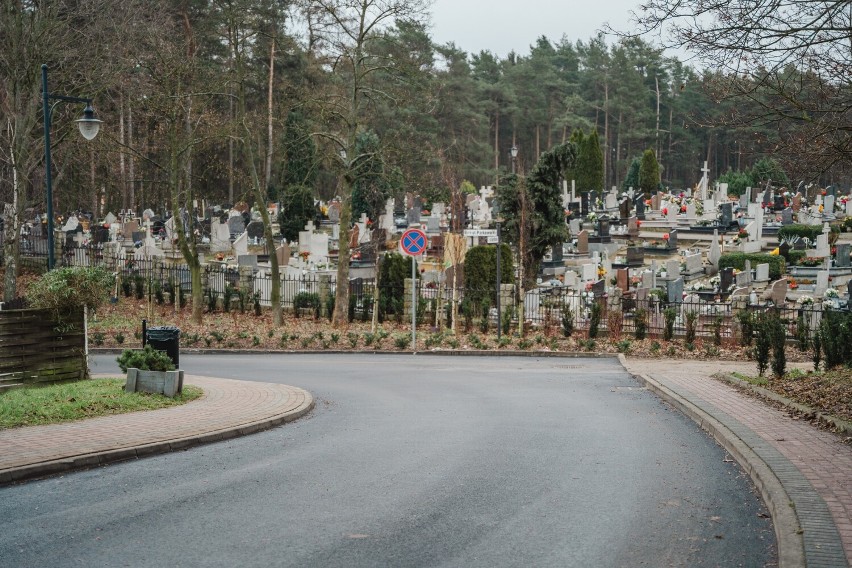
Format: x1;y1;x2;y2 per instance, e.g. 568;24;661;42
400;228;428;256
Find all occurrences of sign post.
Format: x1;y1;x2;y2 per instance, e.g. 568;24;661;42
400;228;428;350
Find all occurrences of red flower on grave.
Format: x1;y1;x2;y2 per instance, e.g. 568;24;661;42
636;220;642;228
661;207;668;215
680;205;687;212
662;233;670;241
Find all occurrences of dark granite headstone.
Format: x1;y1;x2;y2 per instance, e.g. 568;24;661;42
598;218;611;238
246;220;265;240
719;203;733;227
779;241;791;261
551;242;564;264
781;208;794;225
836;243;851;268
626;247;644;267
228;215;245;236
619;199;630;221
568;202;580;217
591;279;605;298
581;192;590;216
847;279;852;299
773;194;786;211
634;197;646;220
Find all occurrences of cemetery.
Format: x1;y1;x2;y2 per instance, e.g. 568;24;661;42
3;160;851;379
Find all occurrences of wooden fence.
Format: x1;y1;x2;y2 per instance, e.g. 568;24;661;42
0;309;86;389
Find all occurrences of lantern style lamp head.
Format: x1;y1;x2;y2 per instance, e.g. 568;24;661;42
510;145;518;159
75;104;102;140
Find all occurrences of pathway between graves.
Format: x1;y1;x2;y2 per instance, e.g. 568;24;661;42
622;357;851;567
0;376;314;484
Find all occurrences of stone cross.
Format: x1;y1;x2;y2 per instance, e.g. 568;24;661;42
699;161;710;200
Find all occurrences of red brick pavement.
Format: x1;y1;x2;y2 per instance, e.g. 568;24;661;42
622;358;852;563
0;376;313;483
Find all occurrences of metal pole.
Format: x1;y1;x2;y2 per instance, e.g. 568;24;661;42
42;64;55;270
496;221;501;341
411;256;416;350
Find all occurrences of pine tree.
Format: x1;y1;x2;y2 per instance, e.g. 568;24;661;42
639;148;660;199
622;157;640;192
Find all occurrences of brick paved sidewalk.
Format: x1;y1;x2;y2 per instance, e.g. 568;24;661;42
0;376;314;484
623;358;851;568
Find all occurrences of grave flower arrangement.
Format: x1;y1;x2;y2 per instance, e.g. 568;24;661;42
824;287;839;299
797;295;814;305
798;256;822;267
586;212;598;223
737;228;749;239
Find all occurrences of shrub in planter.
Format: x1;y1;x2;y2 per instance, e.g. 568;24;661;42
663;307;677;341
116;345;176;372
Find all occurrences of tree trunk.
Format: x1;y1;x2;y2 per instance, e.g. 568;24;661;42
264;39;275;193
128;104;136;213
603;81;609;190
332;195;352;328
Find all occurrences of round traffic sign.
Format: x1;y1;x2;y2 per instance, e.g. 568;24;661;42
400;228;428;256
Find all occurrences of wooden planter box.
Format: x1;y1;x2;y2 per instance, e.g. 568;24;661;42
125;369;184;398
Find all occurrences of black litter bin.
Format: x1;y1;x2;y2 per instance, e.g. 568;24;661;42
145;326;180;369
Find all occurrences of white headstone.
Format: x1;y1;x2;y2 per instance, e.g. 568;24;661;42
814;270;830;297
709;230;722;267
234;231;248;257
755;263;770;282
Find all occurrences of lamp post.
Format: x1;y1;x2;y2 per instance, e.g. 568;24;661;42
42;64;102;270
493;203;502;341
510;145;518;175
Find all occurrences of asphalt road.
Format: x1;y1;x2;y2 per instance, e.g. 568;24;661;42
1;354;775;567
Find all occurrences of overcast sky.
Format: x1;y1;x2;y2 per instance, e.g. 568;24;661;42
428;0;644;57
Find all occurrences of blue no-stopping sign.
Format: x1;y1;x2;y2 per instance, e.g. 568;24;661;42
400;228;428;256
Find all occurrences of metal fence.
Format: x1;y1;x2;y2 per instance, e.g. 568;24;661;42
3;244;840;341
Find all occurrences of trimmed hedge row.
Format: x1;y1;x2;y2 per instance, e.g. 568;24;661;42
719;253;786;280
778;224;839;243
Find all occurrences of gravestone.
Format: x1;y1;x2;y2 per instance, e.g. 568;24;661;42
684;253;703;276
276;243;290;266
634;197;646;220
619;199;630;221
233;231;248;257
123;220;139;239
238;254;258;269
651;194;661;211
407;206;421;226
835;243;851;268
635;286;650;310
246;220;265;241
567;202;581;218
815;229;830;258
709;230;722;268
735;269;751;288
616;268;629;293
627;216;639;239
765;279;787;306
577;230;589;254
754;263;770;282
847;280;852;299
667;229;678;250
581;192;590;216
719;203;733;227
780;208;794;225
773;194;785;211
667;278;684;304
792;193;803;212
626;247;644;267
814;270;830;297
591;279;606;298
581;262;597;282
720;266;735;292
665;259;680;278
328;202;341;224
641;269;653;289
569;218;581;235
597;218;611;238
823;195;835;216
666;204;678;223
228;215;245;236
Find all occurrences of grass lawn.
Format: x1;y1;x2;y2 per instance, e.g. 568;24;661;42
0;379;203;430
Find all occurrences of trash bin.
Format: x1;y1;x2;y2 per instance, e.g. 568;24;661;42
145;326;180;369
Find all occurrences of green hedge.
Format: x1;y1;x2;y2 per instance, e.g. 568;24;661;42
719;253;786;280
778;224;839;243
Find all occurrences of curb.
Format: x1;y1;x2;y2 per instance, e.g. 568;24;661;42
617;354;807;568
716;373;852;435
0;387;314;485
93;347;622;358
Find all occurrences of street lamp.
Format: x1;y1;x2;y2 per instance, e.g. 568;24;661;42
510;145;518;175
42;64;102;270
493;202;502;341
